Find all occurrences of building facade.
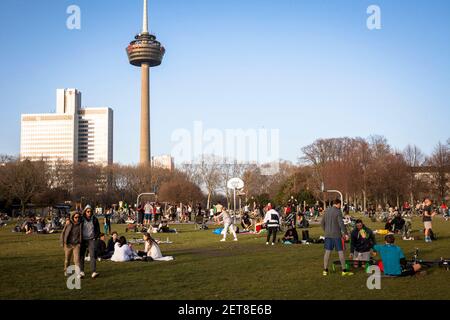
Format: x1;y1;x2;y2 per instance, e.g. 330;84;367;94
20;89;113;165
152;155;174;171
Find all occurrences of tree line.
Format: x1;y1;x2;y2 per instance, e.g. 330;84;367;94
0;136;448;214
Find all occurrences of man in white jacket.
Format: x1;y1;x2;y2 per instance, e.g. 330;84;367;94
264;205;280;245
217;210;238;242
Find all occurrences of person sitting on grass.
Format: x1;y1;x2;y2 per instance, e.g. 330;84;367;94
158;218;177;233
21;217;34;234
372;234;422;277
391;213;405;234
241;212;252;231
102;231;119;259
111;236;136;262
137;232;155;261
282;225;299;244
96;233;107;261
139;232;174;261
350;219;376;268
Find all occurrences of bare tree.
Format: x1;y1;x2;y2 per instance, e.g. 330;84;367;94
428;141;450;202
0;160;50;215
197;155;222;209
403;145;425;205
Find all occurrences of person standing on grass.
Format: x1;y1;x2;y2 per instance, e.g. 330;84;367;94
321;199;353;276
79;205;100;279
217;209;238;242
143;201;152;226
264;205;280;245
60;212;82;277
104;208;112;235
423;197;437;243
213;201;224;224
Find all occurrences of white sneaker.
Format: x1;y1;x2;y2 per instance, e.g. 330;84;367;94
79;272;85;278
233;238;238;241
272;243;275;246
220;239;226;242
266;242;269;245
97;258;101;262
91;272;99;279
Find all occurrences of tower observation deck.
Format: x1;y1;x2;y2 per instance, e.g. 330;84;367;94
126;0;165;166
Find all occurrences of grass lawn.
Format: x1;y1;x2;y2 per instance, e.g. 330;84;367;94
0;214;449;300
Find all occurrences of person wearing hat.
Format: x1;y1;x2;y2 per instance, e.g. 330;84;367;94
60;211;82;277
79;205;100;279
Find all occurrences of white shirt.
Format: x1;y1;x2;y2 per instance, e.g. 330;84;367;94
111;243;133;262
217;211;232;225
145;241;173;261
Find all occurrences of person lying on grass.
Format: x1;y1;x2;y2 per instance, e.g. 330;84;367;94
372;234;422;277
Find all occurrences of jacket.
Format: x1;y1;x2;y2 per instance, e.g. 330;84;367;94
81;206;100;240
60;213;82;246
350;226;376;253
264;209;280;228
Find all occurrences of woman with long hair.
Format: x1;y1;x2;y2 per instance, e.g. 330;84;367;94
141;232;173;261
111;236;134;262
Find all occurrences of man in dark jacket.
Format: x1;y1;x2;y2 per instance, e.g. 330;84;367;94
60;211;82;276
79;205;100;279
350;219;376;267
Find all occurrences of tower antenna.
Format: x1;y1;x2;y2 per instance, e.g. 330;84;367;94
142;0;149;34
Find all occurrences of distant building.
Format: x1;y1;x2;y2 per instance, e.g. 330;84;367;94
152;155;174;171
20;89;113;165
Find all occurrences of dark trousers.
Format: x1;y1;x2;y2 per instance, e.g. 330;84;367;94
80;239;96;273
267;227;278;243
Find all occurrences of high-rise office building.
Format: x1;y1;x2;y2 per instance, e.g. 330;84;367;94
151;155;174;171
20;89;113;165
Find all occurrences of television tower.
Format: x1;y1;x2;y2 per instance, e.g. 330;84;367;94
126;0;165;165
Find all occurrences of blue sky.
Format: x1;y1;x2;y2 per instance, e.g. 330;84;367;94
0;0;449;164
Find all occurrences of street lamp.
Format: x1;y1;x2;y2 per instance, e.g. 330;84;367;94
321;182;344;212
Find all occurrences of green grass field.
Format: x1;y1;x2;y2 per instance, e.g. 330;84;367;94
1;215;449;300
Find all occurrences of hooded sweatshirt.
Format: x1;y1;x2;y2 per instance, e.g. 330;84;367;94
81;205;100;240
60;212;82;246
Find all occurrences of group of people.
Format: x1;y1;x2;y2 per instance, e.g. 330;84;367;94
23;194;446;280
0;213;10;227
321;199;423;277
60;205;173;279
135;202;203;226
14;215;62;234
